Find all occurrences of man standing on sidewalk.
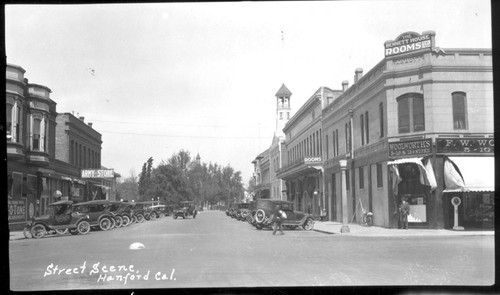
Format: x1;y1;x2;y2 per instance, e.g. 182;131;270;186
399;197;410;229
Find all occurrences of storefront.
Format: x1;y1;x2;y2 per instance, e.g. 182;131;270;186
439;138;494;229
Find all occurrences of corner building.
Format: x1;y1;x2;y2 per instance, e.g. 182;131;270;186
321;31;493;229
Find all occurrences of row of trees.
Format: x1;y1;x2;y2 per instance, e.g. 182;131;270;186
116;150;245;208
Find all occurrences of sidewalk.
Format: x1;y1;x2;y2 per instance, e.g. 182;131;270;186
313;221;495;237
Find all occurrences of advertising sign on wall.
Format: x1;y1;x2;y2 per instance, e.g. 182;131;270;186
8;198;26;221
304;157;322;164
389;139;432;158
81;169;115;178
385;31;433;57
436;138;494;154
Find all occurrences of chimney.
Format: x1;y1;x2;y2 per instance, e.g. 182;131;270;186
342;80;349;92
354;68;363;83
88;122;93;128
79;116;85;122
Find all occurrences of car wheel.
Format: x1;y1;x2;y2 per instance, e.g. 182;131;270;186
23;226;32;238
115;216;123;227
132;215;138;224
70;229;79;235
302;218;314;230
77;221;91;235
55;228;69;235
150;213;157;220
137;214;144;223
109;218;116;229
31;224;46;239
255;209;266;223
122;215;130;226
159;213;165;218
182;213;186;219
99;218;111;231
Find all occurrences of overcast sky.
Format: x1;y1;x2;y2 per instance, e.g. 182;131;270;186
5;1;492;184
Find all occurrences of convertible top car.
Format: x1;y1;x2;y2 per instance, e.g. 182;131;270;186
253;199;314;231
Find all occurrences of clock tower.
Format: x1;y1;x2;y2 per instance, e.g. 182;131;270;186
275;83;292;138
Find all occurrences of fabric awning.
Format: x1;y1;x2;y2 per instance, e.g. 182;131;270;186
444;157;494;192
388;157;437;191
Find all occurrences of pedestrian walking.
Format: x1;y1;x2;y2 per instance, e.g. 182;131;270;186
399;197;410;229
271;205;286;235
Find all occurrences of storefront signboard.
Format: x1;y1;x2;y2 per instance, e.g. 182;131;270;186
385;31;432;57
388;139;432;158
8;198;26;221
436;138;494;154
81;169;115;178
304;157;322;164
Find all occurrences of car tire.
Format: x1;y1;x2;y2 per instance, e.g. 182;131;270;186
115;216;123;227
150;213;157;220
122;215;130;226
31;224;46;239
99;218;112;231
77;221;91;235
302;218;314;230
137;214;144;223
182;213;186;219
70;229;79;235
55;228;69;235
255;209;266;223
23;226;33;239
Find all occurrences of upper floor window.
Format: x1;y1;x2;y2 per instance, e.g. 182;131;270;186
397;93;425;133
6;102;20;143
365;111;369;144
379;102;384;138
452;92;467;130
32;118;41;151
360;114;365;146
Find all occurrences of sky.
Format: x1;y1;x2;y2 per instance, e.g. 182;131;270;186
5;0;492;184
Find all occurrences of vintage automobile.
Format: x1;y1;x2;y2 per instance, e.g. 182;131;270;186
23;200;92;239
245;201;257;224
148;205;167;219
107;201;124;228
236;202;252;221
172;201;197;219
132;201;156;222
115;201;135;226
227;202;239;218
253;199;314;231
72;200;116;231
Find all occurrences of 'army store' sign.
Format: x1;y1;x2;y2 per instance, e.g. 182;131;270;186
436;138;494;154
389;139;432;158
81;169;115;178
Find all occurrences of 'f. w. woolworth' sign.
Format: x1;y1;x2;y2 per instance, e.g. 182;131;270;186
384;31;435;57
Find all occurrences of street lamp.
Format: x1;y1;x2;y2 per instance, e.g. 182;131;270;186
340;159;350;233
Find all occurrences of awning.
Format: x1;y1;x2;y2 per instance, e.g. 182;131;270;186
61;176;73;182
444;157;495;192
388;157;437;191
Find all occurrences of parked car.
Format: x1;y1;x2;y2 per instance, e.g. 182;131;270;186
72;200;116;231
132;201;156;222
245;201;257;224
228;203;238;218
23;200;91;239
236;202;251;221
173;201;197;219
108;201;124;228
116;202;135;226
253;199;314;230
148;205;167;219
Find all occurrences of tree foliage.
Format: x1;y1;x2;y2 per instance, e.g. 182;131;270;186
136;150;244;208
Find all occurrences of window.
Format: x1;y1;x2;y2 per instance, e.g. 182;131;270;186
397;93;425;133
335;129;339;156
6;104;12;141
452;92;467;129
359;166;364;189
379;102;384;138
33;118;41;151
365;111;369;144
332;131;336;157
287;112;290;119
360;114;365;146
326;135;329;159
377;163;383;188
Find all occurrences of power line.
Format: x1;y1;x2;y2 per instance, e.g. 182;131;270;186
100;130;272;139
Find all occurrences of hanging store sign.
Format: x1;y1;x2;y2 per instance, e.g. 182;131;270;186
389;139;432;158
384;31;433;57
81;169;115;178
436;138;494;154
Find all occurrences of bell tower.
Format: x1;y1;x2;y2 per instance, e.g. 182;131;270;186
275;83;292;138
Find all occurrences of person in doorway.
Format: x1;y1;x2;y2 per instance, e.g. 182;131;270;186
271;205;286;235
399;197;410;229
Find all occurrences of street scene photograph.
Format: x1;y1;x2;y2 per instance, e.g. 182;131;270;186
5;0;495;293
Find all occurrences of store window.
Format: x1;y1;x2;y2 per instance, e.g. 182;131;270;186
464;192;494;227
359;166;364;189
452;92;467;130
397;93;425;133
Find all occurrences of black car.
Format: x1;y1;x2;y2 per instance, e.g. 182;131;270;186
253;199;314;230
173;201;197;219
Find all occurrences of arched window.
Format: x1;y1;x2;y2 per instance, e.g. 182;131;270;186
452;92;467;129
397;93;425;133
